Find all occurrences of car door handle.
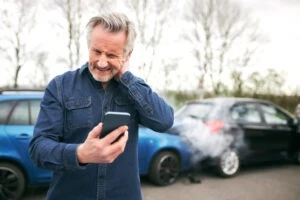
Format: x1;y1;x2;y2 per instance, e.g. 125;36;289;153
17;133;30;139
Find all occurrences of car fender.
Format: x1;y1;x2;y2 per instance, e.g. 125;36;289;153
138;128;190;174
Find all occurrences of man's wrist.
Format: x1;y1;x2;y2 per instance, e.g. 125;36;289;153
76;144;87;165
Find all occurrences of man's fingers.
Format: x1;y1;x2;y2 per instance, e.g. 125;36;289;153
118;130;128;144
87;123;103;139
105;131;129;162
104;126;128;144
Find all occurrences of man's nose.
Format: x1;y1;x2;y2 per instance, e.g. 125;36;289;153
97;54;108;67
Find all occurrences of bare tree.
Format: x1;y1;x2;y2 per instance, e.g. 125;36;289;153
247;69;284;95
184;0;214;90
29;52;50;88
52;0;115;69
0;0;36;88
124;0;175;81
247;71;264;96
264;69;284;95
184;0;263;95
161;58;180;91
231;26;260;96
53;0;85;69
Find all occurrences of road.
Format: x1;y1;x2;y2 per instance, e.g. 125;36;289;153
24;161;300;200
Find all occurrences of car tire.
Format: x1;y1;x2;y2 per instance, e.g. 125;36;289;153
148;151;181;186
0;162;26;200
216;149;240;177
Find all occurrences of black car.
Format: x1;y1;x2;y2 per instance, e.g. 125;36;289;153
170;97;300;177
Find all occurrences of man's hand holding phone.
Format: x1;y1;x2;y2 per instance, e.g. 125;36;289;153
76;122;128;164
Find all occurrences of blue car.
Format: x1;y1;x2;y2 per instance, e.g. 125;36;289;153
0;90;190;199
138;126;190;185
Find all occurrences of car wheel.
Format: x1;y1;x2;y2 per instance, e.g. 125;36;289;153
217;149;240;177
148;151;181;186
0;162;26;200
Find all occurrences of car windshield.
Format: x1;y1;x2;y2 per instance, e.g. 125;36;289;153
175;102;214;121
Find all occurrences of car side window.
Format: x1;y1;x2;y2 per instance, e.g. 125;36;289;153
260;104;289;125
30;100;41;125
8;101;29;125
0;101;15;124
231;103;261;123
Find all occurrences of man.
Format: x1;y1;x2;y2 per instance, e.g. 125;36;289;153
29;12;174;200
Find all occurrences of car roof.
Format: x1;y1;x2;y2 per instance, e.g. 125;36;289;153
0;89;44;101
186;97;294;118
187;97;271;105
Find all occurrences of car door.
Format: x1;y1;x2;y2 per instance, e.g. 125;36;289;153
230;102;268;154
3;99;51;182
258;103;293;152
0;100;17;154
4;100;38;164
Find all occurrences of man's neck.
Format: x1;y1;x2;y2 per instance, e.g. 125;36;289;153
102;82;108;90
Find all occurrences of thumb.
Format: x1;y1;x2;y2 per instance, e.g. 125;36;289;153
87;123;103;139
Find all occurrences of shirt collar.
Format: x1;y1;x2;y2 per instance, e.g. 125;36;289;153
79;62;89;74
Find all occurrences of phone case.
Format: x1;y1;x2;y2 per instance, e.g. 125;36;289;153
100;111;131;138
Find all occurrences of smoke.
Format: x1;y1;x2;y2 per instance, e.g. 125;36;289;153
175;117;246;165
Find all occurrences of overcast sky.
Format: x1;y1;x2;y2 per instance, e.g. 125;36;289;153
238;0;300;91
1;0;300;93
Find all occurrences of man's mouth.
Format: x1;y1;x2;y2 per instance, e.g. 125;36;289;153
94;65;111;71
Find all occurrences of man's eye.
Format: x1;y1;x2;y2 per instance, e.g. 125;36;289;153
94;50;102;54
108;54;118;59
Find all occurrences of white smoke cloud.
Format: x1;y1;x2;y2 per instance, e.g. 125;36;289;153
176;117;246;165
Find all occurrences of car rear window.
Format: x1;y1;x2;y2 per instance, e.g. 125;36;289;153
175;103;214;120
0;101;15;124
8;101;29;125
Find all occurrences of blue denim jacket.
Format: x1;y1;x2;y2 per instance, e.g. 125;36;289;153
29;63;174;200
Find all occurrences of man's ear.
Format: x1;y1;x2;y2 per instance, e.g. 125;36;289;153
126;50;133;59
121;50;133;65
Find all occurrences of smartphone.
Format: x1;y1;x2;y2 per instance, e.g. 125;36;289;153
100;111;131;139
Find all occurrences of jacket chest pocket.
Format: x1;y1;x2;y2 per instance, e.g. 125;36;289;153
114;96;136;119
65;96;92;130
114;96;133;111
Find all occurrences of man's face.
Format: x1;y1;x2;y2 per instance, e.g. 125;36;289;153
88;24;128;84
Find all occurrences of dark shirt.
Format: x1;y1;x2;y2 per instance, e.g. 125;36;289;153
29;63;174;200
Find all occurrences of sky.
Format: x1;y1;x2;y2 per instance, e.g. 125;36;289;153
1;0;300;93
238;0;300;92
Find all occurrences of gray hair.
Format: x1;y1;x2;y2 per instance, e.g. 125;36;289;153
86;12;136;55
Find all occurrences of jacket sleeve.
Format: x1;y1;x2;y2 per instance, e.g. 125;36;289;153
29;76;84;171
120;71;174;132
